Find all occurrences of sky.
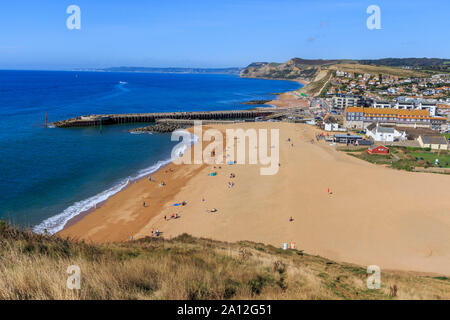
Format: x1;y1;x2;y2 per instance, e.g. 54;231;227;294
0;0;449;69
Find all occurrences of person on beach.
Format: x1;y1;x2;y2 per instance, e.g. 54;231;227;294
164;215;167;221
148;176;151;182
289;216;294;222
142;201;146;207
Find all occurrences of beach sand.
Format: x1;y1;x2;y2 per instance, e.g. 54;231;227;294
266;91;310;109
58;122;450;275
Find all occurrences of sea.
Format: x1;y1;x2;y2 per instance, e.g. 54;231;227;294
0;70;301;234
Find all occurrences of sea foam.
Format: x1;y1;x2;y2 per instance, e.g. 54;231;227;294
33;132;198;235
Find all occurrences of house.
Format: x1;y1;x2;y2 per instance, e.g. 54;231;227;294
344;107;447;130
332;94;363;109
324;122;339;131
367;145;389;154
356;139;374;146
372;101;392;109
323;116;346;132
333;134;364;144
365;123;406;142
417;135;449;150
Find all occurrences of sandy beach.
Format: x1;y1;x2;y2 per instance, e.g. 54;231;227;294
59;122;450;275
265;91;310;109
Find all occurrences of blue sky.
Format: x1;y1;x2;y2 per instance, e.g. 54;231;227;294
0;0;448;69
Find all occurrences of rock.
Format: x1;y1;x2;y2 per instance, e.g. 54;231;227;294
129;122;188;134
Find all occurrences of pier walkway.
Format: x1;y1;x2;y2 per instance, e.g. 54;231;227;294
52;109;275;128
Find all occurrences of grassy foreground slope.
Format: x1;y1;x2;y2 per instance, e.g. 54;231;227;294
0;222;448;300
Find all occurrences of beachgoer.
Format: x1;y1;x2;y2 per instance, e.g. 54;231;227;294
148;176;151;181
164;215;167;221
289;216;294;222
142;201;146;207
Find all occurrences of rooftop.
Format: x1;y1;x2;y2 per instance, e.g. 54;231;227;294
420;135;448;145
345;107;446;120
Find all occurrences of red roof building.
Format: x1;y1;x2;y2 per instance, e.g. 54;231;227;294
367;145;389;154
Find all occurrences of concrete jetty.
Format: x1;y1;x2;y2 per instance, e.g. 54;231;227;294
52;109;276;128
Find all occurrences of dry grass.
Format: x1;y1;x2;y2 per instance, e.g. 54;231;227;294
300;70;334;97
326;63;426;78
0;222;448;300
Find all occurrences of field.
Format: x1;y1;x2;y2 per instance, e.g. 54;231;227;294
326;63;427;78
0;222;449;300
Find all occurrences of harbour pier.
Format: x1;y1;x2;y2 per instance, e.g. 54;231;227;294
52;109;276;128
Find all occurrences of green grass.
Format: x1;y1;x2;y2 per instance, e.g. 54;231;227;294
347;152;393;165
346;146;450;171
411;152;450;168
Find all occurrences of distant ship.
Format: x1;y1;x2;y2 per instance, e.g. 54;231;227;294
119;81;128;84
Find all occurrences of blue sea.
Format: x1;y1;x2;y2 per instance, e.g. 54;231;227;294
0;70;300;233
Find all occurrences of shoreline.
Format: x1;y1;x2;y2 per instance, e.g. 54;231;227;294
57;148;206;242
58;122;450;276
54;83;297;235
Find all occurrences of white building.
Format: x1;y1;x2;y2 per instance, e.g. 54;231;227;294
324;122;346;132
365;123;406;142
394;101;415;110
417;102;437;116
373;101;392;108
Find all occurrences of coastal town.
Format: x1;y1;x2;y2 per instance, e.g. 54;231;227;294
248;68;450;173
3;0;450;305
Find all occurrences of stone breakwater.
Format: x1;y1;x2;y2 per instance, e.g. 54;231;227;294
130;122;188;134
51;110;276;128
129;119;243;133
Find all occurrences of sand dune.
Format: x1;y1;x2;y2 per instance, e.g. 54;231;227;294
59;123;450;275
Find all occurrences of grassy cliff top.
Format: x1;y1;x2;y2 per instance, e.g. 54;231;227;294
0;222;448;300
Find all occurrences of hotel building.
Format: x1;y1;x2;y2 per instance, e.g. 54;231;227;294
344;107;447;131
